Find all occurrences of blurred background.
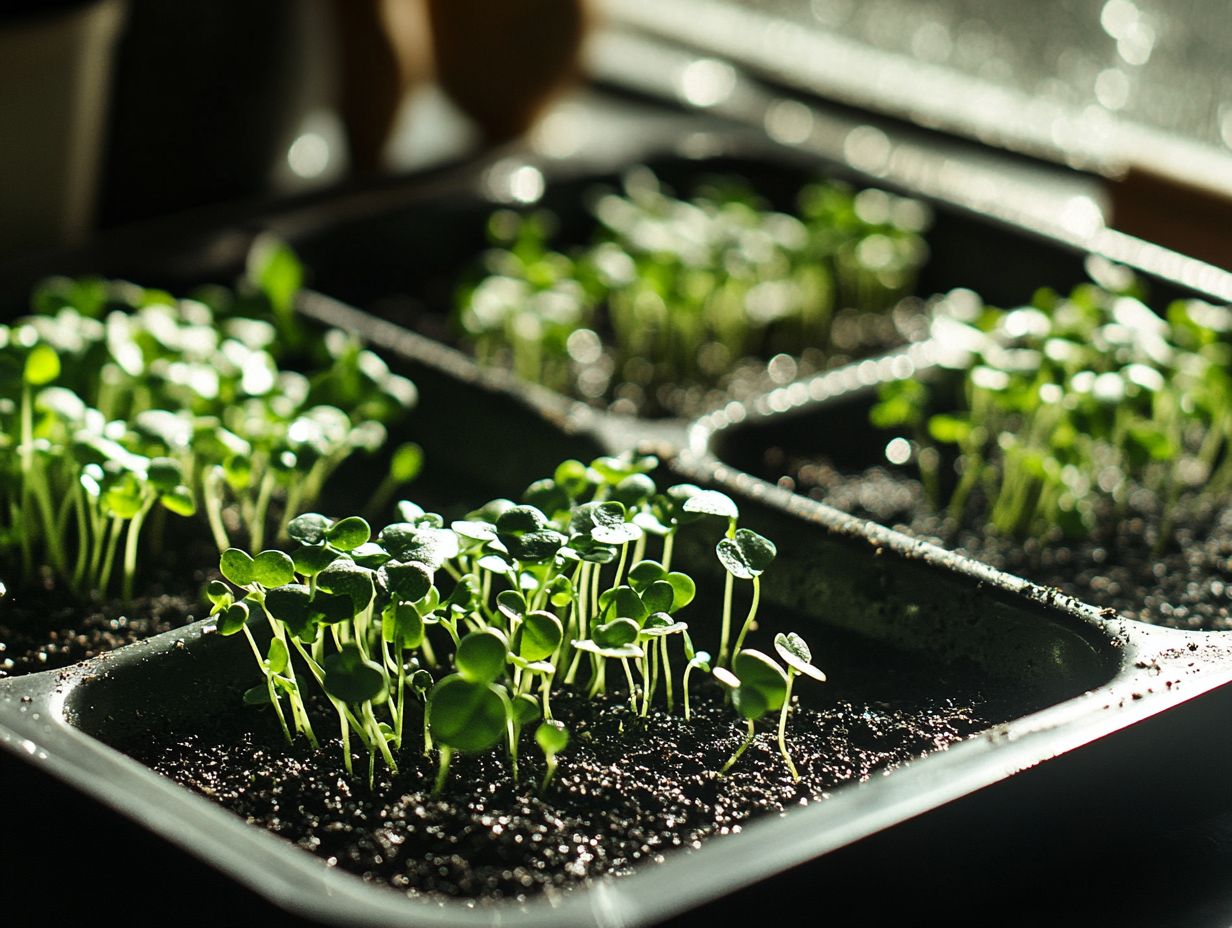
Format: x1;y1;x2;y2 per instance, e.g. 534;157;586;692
1;0;1229;266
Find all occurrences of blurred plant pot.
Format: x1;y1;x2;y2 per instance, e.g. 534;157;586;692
0;0;125;255
97;0;314;227
426;0;590;142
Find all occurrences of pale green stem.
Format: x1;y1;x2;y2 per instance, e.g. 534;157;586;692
730;576;761;660
433;746;453;795
718;571;735;667
778;671;800;781
719;720;756;776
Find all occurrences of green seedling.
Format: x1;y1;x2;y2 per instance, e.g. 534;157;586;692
715;649;788;777
454;171;929;414
215;452;805;793
427;672;512;795
772;632;826;781
536;719;570;793
682;645;711;722
2;245;417;609
718;528;777;664
877;277;1232;550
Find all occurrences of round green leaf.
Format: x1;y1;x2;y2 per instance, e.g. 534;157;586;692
578;501;642;545
547;575;574;608
593;617;639;648
731;683;770;721
216;601;250;636
265;637;290;675
455;629;508;684
313;591;355;626
252;550;295;588
382;601;425;650
243;684;272;707
627;560;666;589
717;528;777;580
516;610;563;662
146;457;182;491
681;489;739;521
428;675;508;753
322;645;386;704
263;584;316;639
379;523;459;568
327;516;371;552
316;558;375;613
536;720;569;756
389;442;424;482
379;560;433;602
349;542;392;569
599;585;647;624
204;580;233;608
219;548;254;586
24;343;60;386
523;479;570;518
611;473;656;509
512;692;541;725
504;528;567;562
496;504;549;535
292;545;338;577
554;459;592;497
666;572;696;610
733;649;788;711
160;486;196;517
287;512;331;546
775;632;827;682
735;528;777;571
496;589;528;623
640;580;675;615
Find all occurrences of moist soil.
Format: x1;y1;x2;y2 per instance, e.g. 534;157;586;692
126;685;986;902
0;533;216;679
765;451;1232;630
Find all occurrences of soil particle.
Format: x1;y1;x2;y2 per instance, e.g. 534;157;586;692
126;687;987;901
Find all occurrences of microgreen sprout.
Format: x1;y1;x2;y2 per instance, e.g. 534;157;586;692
214;452;824;791
0;244;418;606
535;719;570;793
772;632;826;781
715;649;787;776
456;171;929;413
873;277;1232;549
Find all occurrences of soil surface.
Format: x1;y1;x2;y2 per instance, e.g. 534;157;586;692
0;533;215;679
125;683;988;901
764;450;1232;630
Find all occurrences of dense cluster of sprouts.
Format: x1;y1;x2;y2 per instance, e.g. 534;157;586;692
211;452;826;790
456;168;928;410
0;245;418;601
873;270;1232;547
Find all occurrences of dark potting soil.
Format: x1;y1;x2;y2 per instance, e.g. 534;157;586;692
765;451;1232;630
125;682;988;902
0;533;216;679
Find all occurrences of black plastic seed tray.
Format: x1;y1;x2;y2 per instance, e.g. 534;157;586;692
4;98;1232;925
1;288;1232;926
